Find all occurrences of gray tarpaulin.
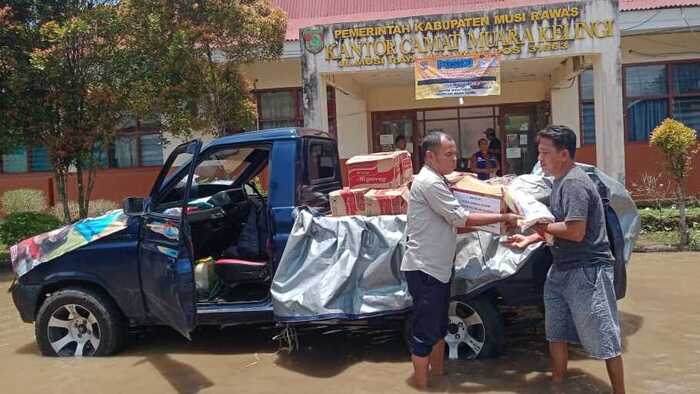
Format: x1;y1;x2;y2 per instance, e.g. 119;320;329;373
271;211;412;322
272;164;640;323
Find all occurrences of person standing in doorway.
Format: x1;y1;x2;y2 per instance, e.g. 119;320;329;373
395;135;407;151
483;128;502;176
469;138;500;180
505;125;625;394
402;131;519;389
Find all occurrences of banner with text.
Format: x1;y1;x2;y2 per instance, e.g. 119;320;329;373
415;53;501;100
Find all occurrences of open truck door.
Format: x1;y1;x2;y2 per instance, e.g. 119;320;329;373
137;140;202;339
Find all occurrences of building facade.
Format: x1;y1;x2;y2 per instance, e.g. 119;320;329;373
2;0;699;207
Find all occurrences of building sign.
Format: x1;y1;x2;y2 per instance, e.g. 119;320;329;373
302;3;616;70
415;53;501;99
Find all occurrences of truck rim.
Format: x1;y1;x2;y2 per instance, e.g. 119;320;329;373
47;304;102;357
445;300;485;360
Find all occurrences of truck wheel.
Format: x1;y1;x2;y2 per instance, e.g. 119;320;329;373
35;288;127;357
444;296;504;360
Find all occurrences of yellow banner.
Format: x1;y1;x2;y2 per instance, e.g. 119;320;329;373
415;53;501;100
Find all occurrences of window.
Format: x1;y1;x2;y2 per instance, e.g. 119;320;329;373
256;88;303;129
105;132;163;168
0;132;163;174
140;134;165;166
579;69;596;144
2;148;28;173
305;139;337;184
327;86;337;138
624;61;700;142
416;106;498;170
30;147;51;172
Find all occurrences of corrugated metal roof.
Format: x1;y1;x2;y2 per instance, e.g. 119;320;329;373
274;0;700;40
621;0;700;11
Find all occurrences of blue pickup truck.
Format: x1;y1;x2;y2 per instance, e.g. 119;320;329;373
10;128;631;359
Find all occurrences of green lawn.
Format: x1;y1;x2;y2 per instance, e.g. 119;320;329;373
636;229;700;251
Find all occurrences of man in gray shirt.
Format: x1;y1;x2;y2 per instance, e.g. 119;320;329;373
506;125;624;394
401;132;518;389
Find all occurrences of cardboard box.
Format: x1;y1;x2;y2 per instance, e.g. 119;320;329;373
346;151;413;189
364;186;410;216
329;187;368;216
451;175;506;234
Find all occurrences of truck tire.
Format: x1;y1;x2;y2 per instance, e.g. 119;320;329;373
402;295;505;360
35;288;127;357
445;295;504;360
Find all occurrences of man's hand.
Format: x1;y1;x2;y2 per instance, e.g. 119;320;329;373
501;213;521;229
502;233;542;249
532;222;548;238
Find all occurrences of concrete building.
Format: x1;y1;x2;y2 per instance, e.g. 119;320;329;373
2;0;699;207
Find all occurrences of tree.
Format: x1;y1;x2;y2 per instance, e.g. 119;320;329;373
117;0;287;139
1;1;128;221
650;118;699;250
1;0;287;221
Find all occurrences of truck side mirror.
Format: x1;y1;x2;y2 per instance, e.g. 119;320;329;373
123;197;145;216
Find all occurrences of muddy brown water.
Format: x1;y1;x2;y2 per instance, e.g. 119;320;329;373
1;253;699;393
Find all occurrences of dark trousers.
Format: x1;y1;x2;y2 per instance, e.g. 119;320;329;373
405;270;450;357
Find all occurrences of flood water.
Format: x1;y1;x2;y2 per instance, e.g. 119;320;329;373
1;252;699;393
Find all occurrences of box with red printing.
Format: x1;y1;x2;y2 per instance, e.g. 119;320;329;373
346;151;413;189
329;187;368;216
364;186;410;216
450;175;507;234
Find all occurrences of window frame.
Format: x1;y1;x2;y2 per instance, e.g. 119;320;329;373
254;87;304;129
622;59;700;143
578;68;596;145
0;128;164;175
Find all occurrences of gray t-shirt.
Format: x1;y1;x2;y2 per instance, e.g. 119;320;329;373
550;166;613;269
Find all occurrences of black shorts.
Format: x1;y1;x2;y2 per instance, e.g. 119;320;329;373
405;270;451;357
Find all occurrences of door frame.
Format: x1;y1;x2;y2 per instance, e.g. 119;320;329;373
370;110;418;152
498;103;539;175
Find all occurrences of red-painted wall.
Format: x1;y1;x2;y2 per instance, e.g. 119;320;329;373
0;167;160;215
575;143;700;196
2;145;697;216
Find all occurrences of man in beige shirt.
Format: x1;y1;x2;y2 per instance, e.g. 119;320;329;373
401;132;518;389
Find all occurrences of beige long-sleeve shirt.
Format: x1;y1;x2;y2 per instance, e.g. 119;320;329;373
401;166;469;283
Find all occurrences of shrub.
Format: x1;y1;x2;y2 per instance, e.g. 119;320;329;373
51;199;119;223
639;207;700;232
0;212;63;246
649;118;699;250
1;189;48;214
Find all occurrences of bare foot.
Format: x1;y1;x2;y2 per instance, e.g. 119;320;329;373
406;375;428;391
430;368;445;377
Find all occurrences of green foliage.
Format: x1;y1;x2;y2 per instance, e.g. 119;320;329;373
639;207;700;232
0;212;62;246
51;199;118;223
118;0;287;137
650;118;698;182
1;189;48;214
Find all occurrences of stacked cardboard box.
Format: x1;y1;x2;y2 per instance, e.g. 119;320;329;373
329;187;368;216
330;151;413;217
364;186;410;216
451;175;507;234
346;151;413;189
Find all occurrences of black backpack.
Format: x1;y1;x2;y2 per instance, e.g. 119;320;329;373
588;172;627;300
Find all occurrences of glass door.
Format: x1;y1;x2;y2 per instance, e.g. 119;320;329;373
501;106;537;175
372;110;418;169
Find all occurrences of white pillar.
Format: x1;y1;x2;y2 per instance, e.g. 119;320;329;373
301;50;328;131
592;51;625;183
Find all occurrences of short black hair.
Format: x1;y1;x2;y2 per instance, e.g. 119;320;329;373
537;125;577;159
422;131;453;155
395;135;406;144
484;127;495;134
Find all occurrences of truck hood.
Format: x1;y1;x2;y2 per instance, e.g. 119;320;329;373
9;210;129;277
